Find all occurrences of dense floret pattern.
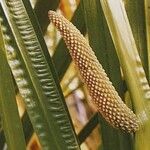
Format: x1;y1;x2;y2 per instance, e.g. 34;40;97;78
48;11;140;132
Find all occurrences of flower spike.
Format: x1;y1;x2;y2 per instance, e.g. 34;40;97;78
48;10;140;132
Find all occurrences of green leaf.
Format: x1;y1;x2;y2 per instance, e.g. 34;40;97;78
124;0;148;80
1;0;80;149
22;111;33;144
34;0;60;33
0;5;57;149
2;1;85;146
78;113;99;145
144;0;150;81
18;0;85;144
0;130;5;149
0;22;26;150
100;0;150;150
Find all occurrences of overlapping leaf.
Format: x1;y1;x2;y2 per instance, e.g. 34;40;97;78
0;0;80;149
100;0;150;150
0;21;26;150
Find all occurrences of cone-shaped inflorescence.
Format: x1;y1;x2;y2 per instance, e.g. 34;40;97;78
48;11;140;132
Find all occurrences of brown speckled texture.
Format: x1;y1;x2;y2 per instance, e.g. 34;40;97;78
48;10;140;132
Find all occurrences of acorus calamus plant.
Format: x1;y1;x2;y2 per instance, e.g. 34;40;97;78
0;0;150;149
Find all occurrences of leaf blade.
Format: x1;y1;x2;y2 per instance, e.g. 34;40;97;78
1;0;80;149
0;22;26;150
100;0;150;150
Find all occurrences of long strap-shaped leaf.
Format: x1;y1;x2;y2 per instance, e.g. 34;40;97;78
0;23;26;150
124;0;148;79
34;0;60;34
3;2;88;147
100;0;150;150
144;0;150;81
0;5;58;149
0;0;60;145
1;1;80;149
